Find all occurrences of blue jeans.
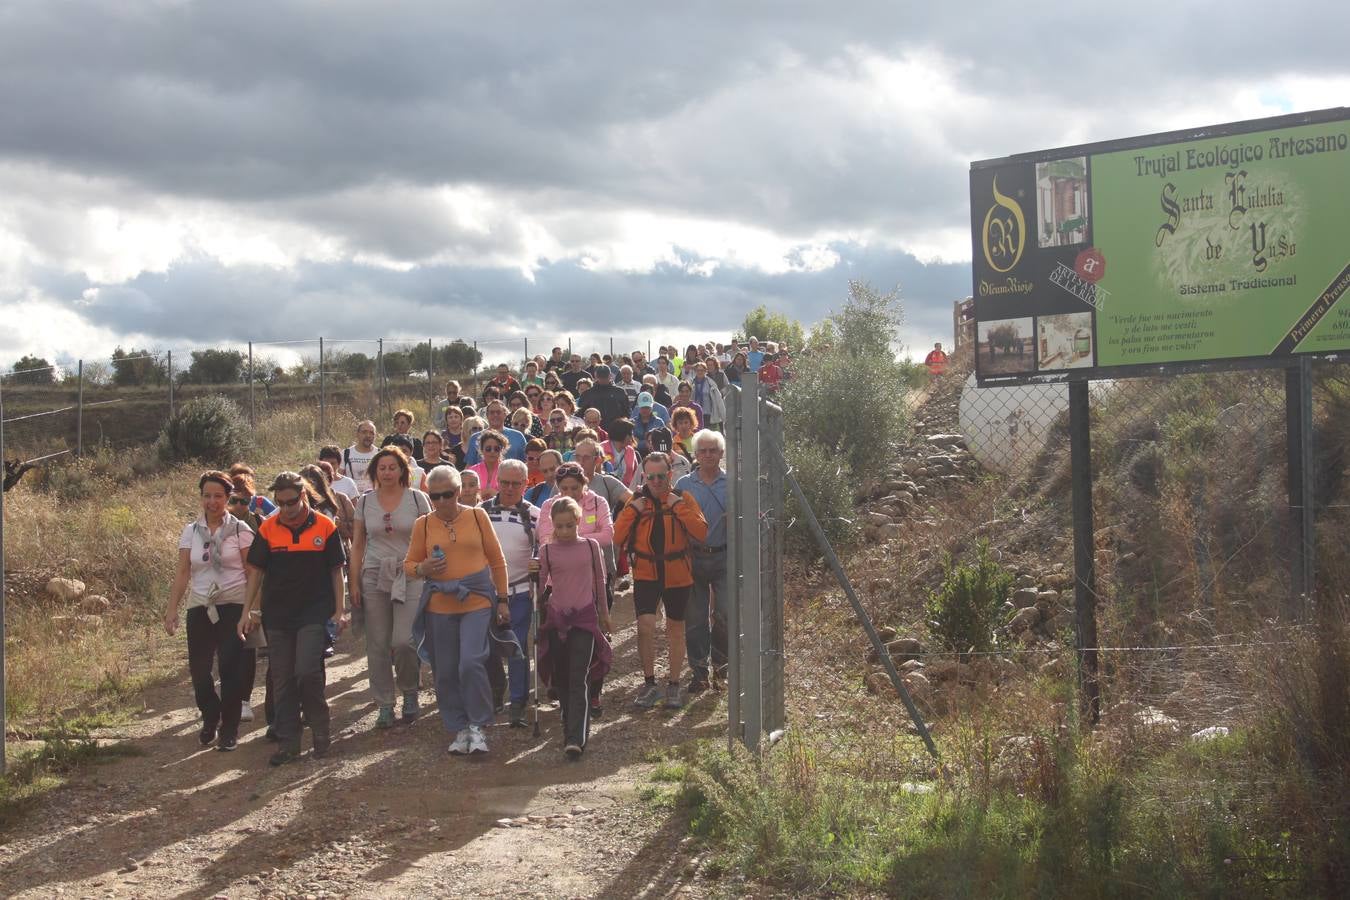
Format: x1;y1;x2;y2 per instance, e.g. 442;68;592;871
425;607;493;732
685;551;728;676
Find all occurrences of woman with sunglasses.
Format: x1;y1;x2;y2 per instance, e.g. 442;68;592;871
406;466;509;756
350;446;431;728
164;471;256;751
525;384;544;415
467;428;509;501
543;408;575;456
510;405;544;440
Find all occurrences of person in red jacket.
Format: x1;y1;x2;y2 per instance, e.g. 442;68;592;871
924;342;949;376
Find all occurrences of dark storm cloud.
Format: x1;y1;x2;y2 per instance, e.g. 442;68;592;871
3;1;1345;239
3;0;1346;363
65;242;967;350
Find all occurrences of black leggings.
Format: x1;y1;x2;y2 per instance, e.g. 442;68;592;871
186;605;245;740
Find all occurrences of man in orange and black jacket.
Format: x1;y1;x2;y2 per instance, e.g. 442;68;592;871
613;451;708;711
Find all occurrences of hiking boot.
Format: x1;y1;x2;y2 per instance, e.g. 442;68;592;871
269;748;300;767
199;722;217;746
264;727;279;742
634;682;663;708
664;682;684;710
448;731;471;755
590;696;604;720
508;700;527;728
375;705;396;729
239;702;254;722
687;672;709;695
216;734;238;752
401;691;420;723
312;735;331;759
564;743;583;760
467;725;489;755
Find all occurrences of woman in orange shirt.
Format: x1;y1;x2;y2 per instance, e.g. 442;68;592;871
405;465;509;756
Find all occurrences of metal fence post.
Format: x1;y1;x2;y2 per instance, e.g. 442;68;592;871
76;359;84;458
1;377;7;775
725;384;741;750
523;337;528;366
609;337;614;358
741;373;763;752
763;400;786;735
427;338;434;418
377;338;386;423
1069;380;1101;726
167;350;174;418
248;342;255;433
319;337;326;438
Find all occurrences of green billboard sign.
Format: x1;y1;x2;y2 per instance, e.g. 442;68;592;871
969;108;1350;384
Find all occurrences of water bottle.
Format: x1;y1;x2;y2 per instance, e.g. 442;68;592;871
431;545;445;563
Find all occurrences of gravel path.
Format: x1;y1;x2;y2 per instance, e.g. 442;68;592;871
0;593;723;899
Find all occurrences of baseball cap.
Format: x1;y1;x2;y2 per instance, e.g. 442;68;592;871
637;392;655;408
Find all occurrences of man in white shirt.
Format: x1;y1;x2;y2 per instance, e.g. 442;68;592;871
342;421;378;493
319;446;360;499
480;459;539;727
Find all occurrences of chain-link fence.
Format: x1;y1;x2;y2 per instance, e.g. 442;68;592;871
925;355;1350;733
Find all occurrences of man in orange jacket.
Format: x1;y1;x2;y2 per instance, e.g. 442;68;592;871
614;451;708;710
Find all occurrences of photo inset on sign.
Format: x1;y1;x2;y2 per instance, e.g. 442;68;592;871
1036;157;1088;248
978;317;1035;375
1037;312;1095;370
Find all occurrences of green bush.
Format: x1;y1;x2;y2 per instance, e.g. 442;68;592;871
784;437;859;554
782;282;910;474
925;540;1013;657
156;395;251;465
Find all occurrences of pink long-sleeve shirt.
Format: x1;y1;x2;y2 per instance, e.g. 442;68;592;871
537;537;606;614
537;490;613;548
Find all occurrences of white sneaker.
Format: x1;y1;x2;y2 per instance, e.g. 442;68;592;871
467;724;489;754
239;702;254;722
448;731;471;755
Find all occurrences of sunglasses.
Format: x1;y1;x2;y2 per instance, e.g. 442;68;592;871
646;473;670;482
276;496;303;508
549;417;566;424
497;479;525;488
383;511;394;533
201;539;213;562
483;445;504;454
227;497;249;506
428;489;458;501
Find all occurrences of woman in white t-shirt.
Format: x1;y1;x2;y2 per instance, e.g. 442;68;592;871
164;470;256;752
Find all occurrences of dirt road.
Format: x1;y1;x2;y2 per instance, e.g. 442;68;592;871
0;596;723;899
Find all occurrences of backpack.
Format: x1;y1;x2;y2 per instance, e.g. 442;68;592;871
624;487;693;565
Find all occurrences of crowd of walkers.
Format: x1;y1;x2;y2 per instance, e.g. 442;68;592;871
164;340;787;764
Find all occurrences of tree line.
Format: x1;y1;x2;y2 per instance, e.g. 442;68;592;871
5;341;484;388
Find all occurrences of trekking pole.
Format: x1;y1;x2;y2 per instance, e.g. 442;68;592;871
530;571;541;738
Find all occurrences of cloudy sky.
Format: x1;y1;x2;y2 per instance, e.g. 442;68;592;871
1;1;1346;370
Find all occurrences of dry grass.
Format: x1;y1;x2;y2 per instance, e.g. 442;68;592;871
3;405;320;731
